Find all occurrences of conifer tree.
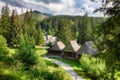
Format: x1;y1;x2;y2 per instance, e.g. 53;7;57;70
0;4;10;43
17;34;38;68
77;13;92;44
36;26;44;45
10;9;21;47
57;19;73;44
24;10;36;38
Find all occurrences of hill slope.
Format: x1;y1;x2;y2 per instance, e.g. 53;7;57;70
33;10;52;21
20;10;52;21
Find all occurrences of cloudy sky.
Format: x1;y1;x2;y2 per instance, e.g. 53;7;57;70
0;0;103;16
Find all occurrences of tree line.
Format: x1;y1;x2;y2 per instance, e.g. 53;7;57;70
0;4;44;47
40;14;103;44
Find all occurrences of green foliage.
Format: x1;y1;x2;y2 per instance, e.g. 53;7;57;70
9;9;21;47
77;13;92;44
0;35;10;63
0;7;43;46
96;15;120;79
92;0;120;78
36;26;44;45
40;16;102;43
57;19;74;44
52;68;72;80
80;54;106;79
0;4;10;43
15;34;38;68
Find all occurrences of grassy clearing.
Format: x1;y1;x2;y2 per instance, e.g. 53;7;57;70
47;55;92;80
8;47;90;80
5;46;73;80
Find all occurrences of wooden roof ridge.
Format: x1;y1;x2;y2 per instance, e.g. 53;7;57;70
50;41;65;51
63;40;80;52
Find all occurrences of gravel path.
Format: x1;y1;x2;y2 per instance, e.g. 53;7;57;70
45;57;83;80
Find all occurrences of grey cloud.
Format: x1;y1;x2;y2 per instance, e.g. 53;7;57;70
2;0;59;12
35;0;61;4
0;0;103;16
1;0;26;8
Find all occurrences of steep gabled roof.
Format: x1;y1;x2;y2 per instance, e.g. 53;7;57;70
50;41;65;51
63;40;80;52
77;41;98;55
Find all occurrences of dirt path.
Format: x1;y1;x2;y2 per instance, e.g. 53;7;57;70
45;57;83;80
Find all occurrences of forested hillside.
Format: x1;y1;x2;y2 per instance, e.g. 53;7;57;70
40;15;104;44
20;10;52;21
41;15;103;36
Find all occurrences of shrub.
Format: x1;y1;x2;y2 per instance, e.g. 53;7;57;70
80;54;106;79
52;68;72;80
0;65;21;80
0;35;10;64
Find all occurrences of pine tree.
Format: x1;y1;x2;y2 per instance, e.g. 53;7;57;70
16;34;38;68
10;9;21;47
57;19;74;44
24;10;36;38
36;26;44;45
0;4;10;44
77;13;92;44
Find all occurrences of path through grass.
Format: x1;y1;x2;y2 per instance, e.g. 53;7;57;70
47;55;91;80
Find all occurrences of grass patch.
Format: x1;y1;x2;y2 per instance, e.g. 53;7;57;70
46;60;59;67
3;46;73;80
9;48;16;55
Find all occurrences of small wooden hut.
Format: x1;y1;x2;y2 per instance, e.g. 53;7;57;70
48;41;65;56
76;41;98;57
62;40;80;59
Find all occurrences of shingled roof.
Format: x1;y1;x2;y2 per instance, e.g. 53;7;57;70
63;40;80;52
50;41;65;51
76;41;98;55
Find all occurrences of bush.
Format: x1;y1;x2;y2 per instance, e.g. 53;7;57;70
0;35;10;64
52;68;72;80
80;54;106;79
0;66;21;80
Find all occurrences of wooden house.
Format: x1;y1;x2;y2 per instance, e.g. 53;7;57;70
48;41;65;56
62;40;80;59
76;41;98;57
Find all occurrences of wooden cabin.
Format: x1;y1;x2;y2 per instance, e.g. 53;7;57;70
62;40;80;59
48;41;65;56
76;41;98;58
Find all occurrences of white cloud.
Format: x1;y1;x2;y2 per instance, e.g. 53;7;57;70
0;0;104;17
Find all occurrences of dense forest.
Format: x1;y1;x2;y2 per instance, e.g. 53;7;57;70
40;15;104;44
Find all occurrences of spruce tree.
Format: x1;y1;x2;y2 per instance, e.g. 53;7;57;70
0;4;10;44
77;13;92;44
10;9;21;47
57;19;74;44
36;26;44;45
17;34;38;68
24;10;36;38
